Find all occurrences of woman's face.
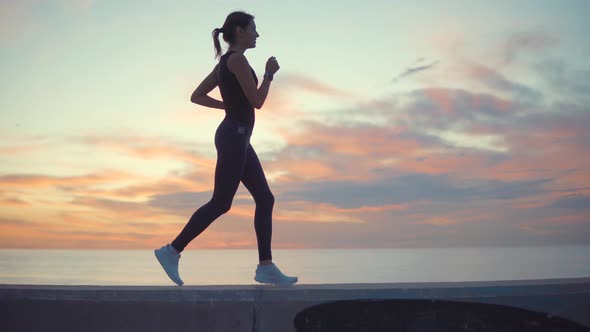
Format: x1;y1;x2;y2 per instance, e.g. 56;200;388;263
238;20;259;48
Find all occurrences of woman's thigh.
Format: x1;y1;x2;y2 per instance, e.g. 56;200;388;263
241;144;272;200
211;119;251;201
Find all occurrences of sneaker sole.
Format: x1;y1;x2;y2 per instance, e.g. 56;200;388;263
254;276;298;286
154;249;184;286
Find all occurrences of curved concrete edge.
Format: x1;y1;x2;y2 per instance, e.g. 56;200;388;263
2;277;589;331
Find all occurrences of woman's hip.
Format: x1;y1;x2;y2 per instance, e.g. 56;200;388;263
215;116;253;150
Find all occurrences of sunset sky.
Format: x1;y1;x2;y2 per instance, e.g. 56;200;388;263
1;0;589;250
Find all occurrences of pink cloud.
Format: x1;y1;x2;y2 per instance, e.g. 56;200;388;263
503;31;559;65
59;0;94;11
278;73;359;100
0;1;37;46
0;0;94;46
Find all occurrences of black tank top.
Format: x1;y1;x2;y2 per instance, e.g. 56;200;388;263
217;51;258;128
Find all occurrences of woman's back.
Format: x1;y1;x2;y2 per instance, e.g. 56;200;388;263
217;51;258;128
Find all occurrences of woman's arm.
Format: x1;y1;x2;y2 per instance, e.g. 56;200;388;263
190;64;225;109
227;53;273;109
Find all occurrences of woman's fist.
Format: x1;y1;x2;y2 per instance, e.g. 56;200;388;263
265;56;280;75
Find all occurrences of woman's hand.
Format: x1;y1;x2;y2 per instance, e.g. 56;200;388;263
265;56;280;75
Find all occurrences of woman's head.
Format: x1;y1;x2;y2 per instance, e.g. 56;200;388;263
212;11;258;59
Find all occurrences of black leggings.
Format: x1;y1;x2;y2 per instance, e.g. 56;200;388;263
171;117;274;261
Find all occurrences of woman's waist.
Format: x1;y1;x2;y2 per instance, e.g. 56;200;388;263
222;111;254;128
224;104;255;116
220;115;254;135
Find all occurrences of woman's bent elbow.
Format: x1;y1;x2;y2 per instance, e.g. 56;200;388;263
191;95;202;104
254;99;264;109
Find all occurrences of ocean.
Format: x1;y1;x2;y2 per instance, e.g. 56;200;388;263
0;245;588;286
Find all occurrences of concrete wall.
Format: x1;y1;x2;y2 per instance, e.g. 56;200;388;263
1;278;589;331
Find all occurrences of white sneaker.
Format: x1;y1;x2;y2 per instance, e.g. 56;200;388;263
254;263;298;286
154;244;184;286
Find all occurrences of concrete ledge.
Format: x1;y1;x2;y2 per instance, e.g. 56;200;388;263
2;278;589;331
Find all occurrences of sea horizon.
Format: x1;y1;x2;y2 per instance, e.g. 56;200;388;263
1;245;589;286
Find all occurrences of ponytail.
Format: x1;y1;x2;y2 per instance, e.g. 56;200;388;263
212;28;223;60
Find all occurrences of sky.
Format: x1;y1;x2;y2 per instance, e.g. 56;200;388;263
1;0;589;250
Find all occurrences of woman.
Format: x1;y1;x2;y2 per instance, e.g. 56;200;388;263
155;11;298;287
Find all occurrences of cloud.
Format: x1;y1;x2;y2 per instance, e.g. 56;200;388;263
282;173;550;209
550;194;590;210
0;169;140;188
0;0;94;46
59;0;94;11
407;87;521;129
262;85;530;182
148;191;217;212
0;197;29;207
0;1;37;46
265;121;441;184
461;61;543;103
277;73;359;100
0;136;56;155
78;134;215;166
259;75;588;201
0;217;37;226
392;60;439;83
534;58;590;101
503;30;559;65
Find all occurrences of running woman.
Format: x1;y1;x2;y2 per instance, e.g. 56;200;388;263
155;11;298;287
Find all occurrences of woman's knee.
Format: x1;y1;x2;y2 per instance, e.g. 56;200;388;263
256;191;274;207
209;197;233;215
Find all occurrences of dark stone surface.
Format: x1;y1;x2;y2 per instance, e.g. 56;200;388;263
1;279;589;331
294;299;590;332
1;299;253;332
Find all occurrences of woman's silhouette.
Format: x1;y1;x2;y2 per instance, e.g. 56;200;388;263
155;11;297;286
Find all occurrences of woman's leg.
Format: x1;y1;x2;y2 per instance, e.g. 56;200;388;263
171;119;250;253
240;144;274;263
240;144;298;286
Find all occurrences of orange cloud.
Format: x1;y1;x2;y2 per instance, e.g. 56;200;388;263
278;73;359;100
272;201;365;224
0;197;28;207
80;134;216;169
419;216;457;226
0;139;48;155
0;169;142;188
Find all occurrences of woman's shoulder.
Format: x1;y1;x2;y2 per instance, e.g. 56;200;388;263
226;52;249;73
